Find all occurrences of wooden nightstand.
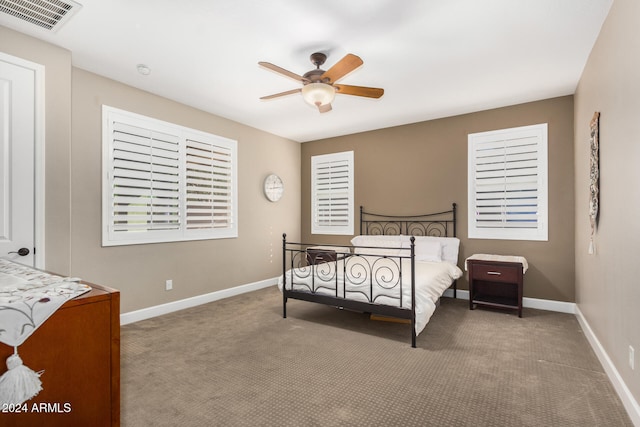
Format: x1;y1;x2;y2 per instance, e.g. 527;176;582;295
467;255;526;317
306;246;350;265
306;247;338;265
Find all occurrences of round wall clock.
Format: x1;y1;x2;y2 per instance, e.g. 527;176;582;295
263;174;284;202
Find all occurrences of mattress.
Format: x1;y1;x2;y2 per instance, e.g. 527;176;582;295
278;255;462;335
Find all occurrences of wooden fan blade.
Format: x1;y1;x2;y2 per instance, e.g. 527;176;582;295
333;84;384;98
258;62;309;83
260;88;301;100
318;103;332;113
321;54;363;83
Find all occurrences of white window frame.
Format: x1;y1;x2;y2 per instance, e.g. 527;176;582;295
311;151;354;235
102;105;237;246
468;123;548;241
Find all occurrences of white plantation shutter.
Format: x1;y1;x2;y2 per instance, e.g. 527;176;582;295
185;138;234;232
311;151;354;235
111;123;181;233
468;123;548;241
103;106;237;246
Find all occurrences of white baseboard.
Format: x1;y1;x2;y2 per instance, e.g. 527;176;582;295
443;289;576;314
522;295;575;313
125;284;575;324
575;306;640;426
124;281;575;325
120;277;278;325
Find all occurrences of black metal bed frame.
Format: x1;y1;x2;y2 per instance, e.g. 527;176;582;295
281;203;457;348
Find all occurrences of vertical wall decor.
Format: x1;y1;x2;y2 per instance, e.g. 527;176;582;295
588;111;600;254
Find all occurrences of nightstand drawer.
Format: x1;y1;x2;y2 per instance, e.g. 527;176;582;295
472;263;520;283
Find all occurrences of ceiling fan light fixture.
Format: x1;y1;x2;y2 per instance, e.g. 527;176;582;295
301;83;335;107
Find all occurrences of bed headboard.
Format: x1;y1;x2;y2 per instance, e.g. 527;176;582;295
359;203;457;237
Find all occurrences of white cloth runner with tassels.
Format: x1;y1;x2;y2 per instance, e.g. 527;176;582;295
464;253;528;273
0;259;91;405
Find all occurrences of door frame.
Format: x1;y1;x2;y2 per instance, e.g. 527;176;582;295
0;51;45;269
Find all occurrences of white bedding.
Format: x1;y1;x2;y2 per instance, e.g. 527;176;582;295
278;255;462;335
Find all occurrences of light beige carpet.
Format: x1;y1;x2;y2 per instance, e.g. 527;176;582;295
121;286;632;426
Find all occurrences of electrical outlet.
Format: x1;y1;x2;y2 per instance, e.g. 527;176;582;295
165;279;173;291
630;346;635;370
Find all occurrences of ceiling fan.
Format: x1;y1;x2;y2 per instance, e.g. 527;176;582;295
259;52;384;113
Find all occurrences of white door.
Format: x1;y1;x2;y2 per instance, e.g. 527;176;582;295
0;56;37;267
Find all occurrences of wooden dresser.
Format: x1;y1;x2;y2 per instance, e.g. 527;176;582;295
0;282;120;426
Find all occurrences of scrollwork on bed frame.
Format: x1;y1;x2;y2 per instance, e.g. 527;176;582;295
360;203;457;238
284;246;408;307
282;203;457;348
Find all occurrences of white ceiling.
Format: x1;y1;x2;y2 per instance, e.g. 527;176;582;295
1;0;612;142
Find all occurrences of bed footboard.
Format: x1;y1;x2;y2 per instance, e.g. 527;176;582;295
281;234;418;347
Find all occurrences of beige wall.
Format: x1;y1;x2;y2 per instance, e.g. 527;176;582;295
0;27;72;274
574;0;640;404
70;69;301;312
1;26;301;313
302;96;575;302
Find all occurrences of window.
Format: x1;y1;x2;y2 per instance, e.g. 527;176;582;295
468;123;548;241
102;106;237;246
311;151;354;235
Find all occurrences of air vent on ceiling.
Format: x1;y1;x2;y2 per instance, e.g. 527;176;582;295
0;0;82;32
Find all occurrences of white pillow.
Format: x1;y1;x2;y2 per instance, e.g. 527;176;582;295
402;239;442;262
350;235;403;256
351;235;402;245
412;236;460;264
350;234;460;263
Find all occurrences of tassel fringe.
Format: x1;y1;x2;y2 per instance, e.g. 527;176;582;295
0;349;43;406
